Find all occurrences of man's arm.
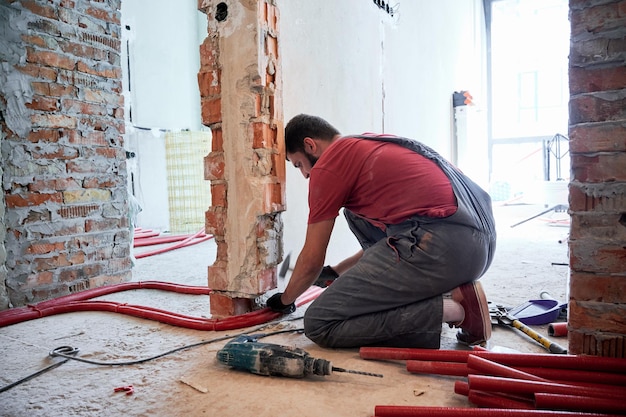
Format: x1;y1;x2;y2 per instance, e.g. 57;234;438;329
331;249;363;275
280;218;335;305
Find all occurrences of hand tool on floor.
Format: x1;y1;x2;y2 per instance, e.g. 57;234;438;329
489;304;567;354
216;335;383;378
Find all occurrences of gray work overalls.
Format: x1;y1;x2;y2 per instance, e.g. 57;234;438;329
304;135;497;349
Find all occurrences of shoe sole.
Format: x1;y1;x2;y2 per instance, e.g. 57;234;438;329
455;281;491;346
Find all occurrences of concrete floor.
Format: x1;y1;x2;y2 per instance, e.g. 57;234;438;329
0;203;570;417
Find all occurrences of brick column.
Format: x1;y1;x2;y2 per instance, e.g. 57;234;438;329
0;0;130;307
567;0;626;356
198;0;285;316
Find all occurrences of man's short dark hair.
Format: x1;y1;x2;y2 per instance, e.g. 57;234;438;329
285;114;340;155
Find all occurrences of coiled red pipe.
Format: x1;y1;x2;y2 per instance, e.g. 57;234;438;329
373;406;620;417
0;281;324;331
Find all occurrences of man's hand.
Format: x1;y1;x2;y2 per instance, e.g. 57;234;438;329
266;292;296;314
313;265;339;288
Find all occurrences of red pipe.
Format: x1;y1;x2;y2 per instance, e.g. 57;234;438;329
360;347;626;373
534;392;626;414
0;281;324;331
468;390;535;410
513;366;626;387
406;360;468;377
548;322;568;337
360;347;470;362
373;405;620;416
454;380;470;396
467;375;626;400
456;381;533;408
467;355;550;382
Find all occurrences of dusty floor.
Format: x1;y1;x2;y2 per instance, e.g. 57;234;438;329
0;203;571;417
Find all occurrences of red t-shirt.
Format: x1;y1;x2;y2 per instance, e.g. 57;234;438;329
308;136;457;229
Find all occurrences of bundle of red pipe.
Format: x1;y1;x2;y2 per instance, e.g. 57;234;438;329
360;347;626;416
133;228;214;259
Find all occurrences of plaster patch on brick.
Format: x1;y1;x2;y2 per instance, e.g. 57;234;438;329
0;5;33;139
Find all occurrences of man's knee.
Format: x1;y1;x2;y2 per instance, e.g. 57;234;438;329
303;309;333;348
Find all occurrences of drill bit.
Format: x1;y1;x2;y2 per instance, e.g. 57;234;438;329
332;366;383;378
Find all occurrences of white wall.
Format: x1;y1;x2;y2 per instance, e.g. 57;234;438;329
121;0;208;232
121;0;205;130
279;0;487;267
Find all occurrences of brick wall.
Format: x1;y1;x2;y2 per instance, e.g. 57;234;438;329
198;0;285;316
0;0;130;308
568;0;626;356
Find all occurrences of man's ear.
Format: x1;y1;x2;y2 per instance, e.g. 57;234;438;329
303;137;316;153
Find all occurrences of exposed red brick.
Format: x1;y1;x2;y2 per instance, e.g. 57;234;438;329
208;262;228;290
5;192;63;208
21;34;48;48
569;299;626;334
20;0;58;20
28;129;61;143
199;36;220;70
201;96;222;125
205;206;226;236
569;122;626;153
263;181;285;213
204;151;225;180
569;66;626;95
58;204;100;218
210;182;227;207
23;271;54;289
211;126;223;151
571;153;626;182
68;130;108;146
18;63;58;80
197;70;221;97
27;47;76;70
214;239;228;263
570;3;625;37
29;177;80;193
570;272;626;304
569;94;626;125
59;40;107;61
27;95;59;112
209;291;253;317
570;239;626;275
76;60;120;79
255;267;277;293
85;219;121;233
85;5;120;24
26;241;66;255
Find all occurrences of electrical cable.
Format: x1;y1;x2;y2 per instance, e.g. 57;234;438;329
0;346;79;393
0;325;304;393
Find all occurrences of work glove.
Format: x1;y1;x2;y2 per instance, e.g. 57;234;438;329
313;265;339;288
266;292;296;314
